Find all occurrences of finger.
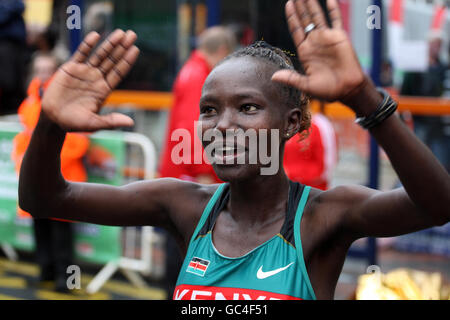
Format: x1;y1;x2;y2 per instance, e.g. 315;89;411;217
98;45;124;77
87;113;134;131
271;69;310;94
305;0;328;29
327;0;343;29
72;32;101;63
286;0;306;47
99;30;137;76
88;29;126;67
294;0;313;29
99;112;135;129
106;45;140;89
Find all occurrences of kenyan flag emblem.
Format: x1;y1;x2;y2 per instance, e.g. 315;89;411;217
186;257;210;277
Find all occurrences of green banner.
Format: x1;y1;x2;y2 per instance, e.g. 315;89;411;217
0;126;126;265
0;199;16;245
74;131;126;264
0;126;22;247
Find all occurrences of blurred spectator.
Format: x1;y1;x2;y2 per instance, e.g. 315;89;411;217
83;2;113;38
11;53;89;292
445;43;450;98
284;108;338;190
159;26;236;298
439;42;450;172
400;32;448;172
380;60;394;88
401;34;445;97
0;0;28;115
227;22;255;47
26;24;58;54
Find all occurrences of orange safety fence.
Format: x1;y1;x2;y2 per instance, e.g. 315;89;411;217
105;91;173;111
104;90;450;117
123;166;147;179
310;96;450;118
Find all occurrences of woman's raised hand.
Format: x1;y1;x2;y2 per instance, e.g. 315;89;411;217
42;29;140;132
272;0;367;104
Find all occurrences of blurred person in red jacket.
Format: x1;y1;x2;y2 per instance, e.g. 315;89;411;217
159;26;236;298
284;109;338;190
12;52;89;292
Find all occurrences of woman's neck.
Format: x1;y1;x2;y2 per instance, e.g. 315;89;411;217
227;170;290;226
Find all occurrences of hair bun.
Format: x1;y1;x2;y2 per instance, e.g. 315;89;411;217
252;40;274;50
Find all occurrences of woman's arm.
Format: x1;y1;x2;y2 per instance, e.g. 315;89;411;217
272;0;450;240
19;112;178;227
18;30;206;244
323;80;449;239
20;29;139;220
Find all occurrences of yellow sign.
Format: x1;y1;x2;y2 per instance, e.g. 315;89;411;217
24;0;53;27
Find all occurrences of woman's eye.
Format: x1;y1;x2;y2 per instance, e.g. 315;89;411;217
241;104;258;113
201;106;217;115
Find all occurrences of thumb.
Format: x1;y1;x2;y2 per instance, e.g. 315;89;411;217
95;112;135;130
271;69;309;93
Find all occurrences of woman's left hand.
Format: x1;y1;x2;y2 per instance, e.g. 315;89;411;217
272;0;367;104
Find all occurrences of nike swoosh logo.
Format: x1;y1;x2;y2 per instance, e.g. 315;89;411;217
256;262;294;279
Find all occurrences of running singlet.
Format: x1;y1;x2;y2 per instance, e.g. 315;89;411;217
174;181;316;300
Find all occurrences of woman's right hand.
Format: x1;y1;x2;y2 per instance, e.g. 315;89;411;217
42;29;140;132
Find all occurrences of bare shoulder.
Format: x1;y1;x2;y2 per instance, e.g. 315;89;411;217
134;178;223;248
302;185;379;245
153;178;222;217
126;177;219;208
306;184;379;213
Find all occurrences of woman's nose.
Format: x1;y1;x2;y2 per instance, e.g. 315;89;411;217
215;108;237;133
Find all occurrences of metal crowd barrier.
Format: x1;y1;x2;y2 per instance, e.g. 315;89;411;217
0;121;160;294
85;130;159;294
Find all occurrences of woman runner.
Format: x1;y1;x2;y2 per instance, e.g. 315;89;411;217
19;0;449;300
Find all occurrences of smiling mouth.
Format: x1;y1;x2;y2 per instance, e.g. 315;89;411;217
211;144;248;164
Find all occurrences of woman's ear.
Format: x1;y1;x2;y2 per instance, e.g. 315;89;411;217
284;108;302;139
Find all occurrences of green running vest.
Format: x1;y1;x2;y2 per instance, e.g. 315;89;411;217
174;181;316;300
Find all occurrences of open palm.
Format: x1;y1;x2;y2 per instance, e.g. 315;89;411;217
42;30;140;132
272;0;366;103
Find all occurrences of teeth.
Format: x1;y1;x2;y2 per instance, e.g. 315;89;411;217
211;144;246;159
215;146;236;152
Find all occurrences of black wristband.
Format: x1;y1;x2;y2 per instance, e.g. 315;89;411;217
355;88;398;130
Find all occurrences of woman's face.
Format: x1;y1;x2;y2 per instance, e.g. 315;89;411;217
199;56;294;182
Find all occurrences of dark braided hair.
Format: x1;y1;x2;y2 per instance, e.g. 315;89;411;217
219;41;311;138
